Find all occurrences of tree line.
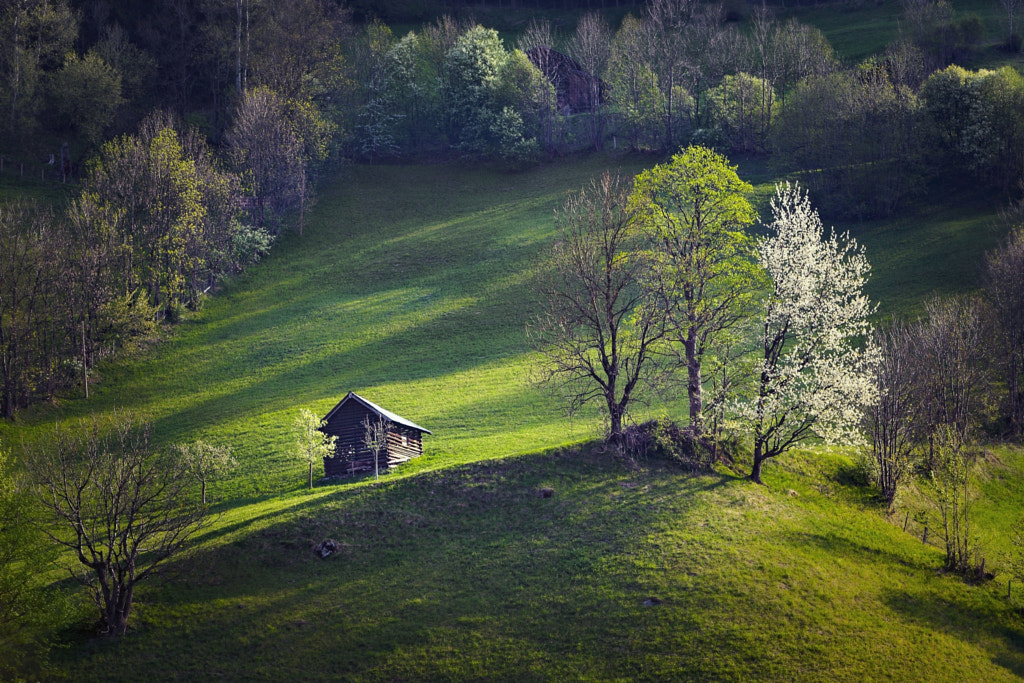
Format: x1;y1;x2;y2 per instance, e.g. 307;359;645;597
4;1;1023;198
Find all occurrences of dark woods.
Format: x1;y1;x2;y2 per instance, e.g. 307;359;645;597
1;0;1023;419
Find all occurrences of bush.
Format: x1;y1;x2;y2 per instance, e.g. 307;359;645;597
621;420;728;472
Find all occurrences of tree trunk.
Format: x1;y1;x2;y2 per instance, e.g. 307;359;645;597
685;331;703;432
607;400;624;442
308;461;313;489
750;440;766;484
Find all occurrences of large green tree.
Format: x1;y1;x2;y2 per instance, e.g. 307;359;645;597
442;25;545;161
81;111;239;315
630;146;760;432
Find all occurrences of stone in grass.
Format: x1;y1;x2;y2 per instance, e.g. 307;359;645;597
642;597;663;607
538;487;555;499
787;489;799;497
314;539;340;559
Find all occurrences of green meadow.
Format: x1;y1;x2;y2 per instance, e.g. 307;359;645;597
3;150;1022;679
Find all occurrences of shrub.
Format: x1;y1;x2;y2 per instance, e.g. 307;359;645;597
621;420;725;472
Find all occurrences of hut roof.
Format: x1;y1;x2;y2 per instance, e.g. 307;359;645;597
323;391;432;434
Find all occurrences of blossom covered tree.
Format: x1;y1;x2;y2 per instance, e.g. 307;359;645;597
743;184;878;484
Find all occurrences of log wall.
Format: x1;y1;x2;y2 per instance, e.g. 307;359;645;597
321;401;423;477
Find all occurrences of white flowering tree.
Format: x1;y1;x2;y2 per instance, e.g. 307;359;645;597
743;184;878;484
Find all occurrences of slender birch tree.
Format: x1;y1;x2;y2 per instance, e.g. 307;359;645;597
294;408;336;489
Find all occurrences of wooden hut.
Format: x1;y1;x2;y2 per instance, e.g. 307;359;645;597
525;46;606;114
320;392;431;477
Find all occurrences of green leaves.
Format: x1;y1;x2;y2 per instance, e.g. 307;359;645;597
630;146;761;431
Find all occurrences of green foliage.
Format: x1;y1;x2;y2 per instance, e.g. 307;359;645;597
92;24;156;107
772;69;928;219
94;289;159;357
0;0;78;149
607;15;665;152
230;223;275;273
45;51;123;148
442;26;543;160
920;65;1024;188
630;146;761;431
294;408;336;489
925;426;981;575
83;113;234;314
703;72;773;154
176;440;236;504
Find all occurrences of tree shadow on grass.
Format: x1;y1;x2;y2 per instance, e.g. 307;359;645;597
882;589;1024;679
49;446;737;680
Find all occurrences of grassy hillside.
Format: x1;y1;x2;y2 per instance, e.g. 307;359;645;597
3;154;1003;494
2;154;671;498
48;445;1024;681
5;153;1022;679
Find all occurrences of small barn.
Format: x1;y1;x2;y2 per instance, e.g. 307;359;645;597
525;46;607;114
320;392;431;477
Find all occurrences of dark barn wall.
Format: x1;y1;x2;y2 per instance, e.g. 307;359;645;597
321;400;424;477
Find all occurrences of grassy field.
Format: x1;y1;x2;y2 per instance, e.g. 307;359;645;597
3;151;1022;679
43;445;1024;681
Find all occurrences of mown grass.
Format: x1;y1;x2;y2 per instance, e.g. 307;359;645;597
3;151;1022;679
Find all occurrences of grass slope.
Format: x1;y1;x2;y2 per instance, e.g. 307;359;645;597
52;447;1024;681
4;154;1021;679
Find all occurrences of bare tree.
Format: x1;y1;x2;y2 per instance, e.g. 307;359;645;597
607;15;663;151
0;202;68;418
517;18;560;151
866;322;919;505
531;172;665;443
27;415;208;636
927;425;979;574
985;220;1024;436
644;0;695;149
998;0;1022;47
227;87;305;227
568;12;611;150
913;296;991;450
362;414;388;480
